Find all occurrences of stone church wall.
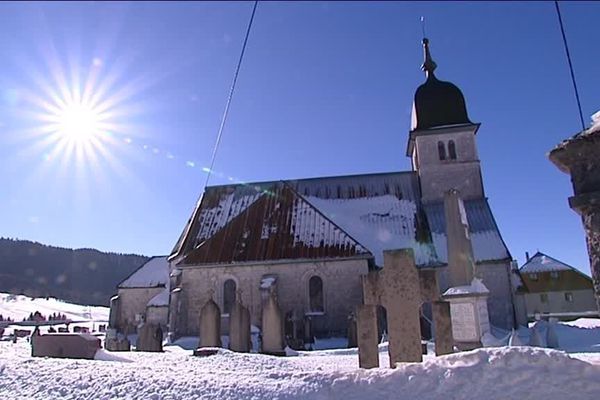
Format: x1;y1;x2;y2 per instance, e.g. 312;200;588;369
146;306;169;328
415;130;484;203
178;257;370;337
478;261;515;330
116;287;164;333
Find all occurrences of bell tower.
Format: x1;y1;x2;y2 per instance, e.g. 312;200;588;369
407;38;484;204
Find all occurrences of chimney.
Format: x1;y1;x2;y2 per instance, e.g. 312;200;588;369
525;252;530;261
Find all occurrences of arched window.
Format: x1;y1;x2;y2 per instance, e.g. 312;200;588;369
437;141;446;161
448;140;457;160
308;276;324;313
223;279;236;314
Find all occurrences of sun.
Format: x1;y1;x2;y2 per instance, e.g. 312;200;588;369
55;102;103;144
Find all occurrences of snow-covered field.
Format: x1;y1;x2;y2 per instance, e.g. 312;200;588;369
0;292;109;324
1;293;600;399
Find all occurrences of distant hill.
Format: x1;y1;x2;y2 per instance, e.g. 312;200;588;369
0;238;149;306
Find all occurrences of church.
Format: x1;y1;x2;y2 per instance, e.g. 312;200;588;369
112;39;522;343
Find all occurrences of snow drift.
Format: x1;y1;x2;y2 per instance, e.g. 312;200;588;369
1;342;599;399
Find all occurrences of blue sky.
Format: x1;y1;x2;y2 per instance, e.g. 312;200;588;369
0;2;598;274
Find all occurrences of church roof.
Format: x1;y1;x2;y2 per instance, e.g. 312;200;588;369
171;172;510;268
118;256;169;289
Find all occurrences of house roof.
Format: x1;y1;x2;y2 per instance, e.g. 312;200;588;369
118;256;169;289
171;171;511;268
519;252;592;293
520;252;582;274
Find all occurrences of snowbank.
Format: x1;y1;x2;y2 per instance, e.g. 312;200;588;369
1;342;599;399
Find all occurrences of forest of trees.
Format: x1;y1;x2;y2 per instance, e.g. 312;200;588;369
0;238;149;306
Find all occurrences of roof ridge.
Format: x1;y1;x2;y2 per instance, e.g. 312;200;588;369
203;170;415;190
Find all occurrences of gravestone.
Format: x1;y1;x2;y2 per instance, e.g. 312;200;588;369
432;301;453;356
546;322;559;349
357;304;379;368
261;291;284;355
357;249;454;368
347;312;357;348
136;323;163;352
104;328;131;352
361;249;423;367
199;298;222;348
31;333;100;359
229;291;251;353
529;323;544;347
108;295;120;331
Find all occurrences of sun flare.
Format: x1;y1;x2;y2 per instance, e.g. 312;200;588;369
55;102;103;144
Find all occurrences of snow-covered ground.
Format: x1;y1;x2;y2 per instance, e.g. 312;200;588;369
1;341;599;399
1;293;600;399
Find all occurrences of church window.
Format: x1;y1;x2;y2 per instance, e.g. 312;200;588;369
448;140;457;160
437;141;446;161
564;292;573;302
223;279;236;314
529;273;538;281
308;276;324;313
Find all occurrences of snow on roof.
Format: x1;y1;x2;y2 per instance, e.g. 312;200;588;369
424;199;511;263
306;195;437;267
119;256;169;289
174;172;510;268
195;189;263;244
443;278;489;296
147;288;169;307
520;252;576;274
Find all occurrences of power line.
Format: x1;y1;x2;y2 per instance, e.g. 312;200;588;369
554;0;586;131
204;1;259;188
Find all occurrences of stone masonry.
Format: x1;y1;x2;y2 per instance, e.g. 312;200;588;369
549;124;600;313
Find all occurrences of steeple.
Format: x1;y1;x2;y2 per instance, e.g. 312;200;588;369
411;37;472;131
407;36;483;204
421;38;437;78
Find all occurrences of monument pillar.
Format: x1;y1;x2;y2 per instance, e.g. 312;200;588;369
444;189;475;286
549;118;600;313
443;189;491;349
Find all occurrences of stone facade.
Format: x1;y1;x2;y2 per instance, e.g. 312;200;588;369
410;125;484;203
174;257;370;337
549;126;600;313
116;287;164;333
146;306;169;328
523;289;596;318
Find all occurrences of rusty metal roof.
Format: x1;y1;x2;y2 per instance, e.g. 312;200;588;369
172;171;510;268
